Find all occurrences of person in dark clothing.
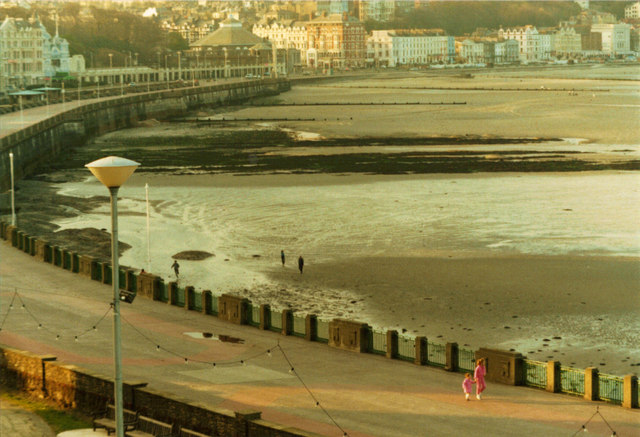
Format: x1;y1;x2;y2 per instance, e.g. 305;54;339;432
171;260;180;278
298;256;304;274
281;250;285;266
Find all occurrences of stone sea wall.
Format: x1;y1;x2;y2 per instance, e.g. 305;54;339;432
0;79;290;192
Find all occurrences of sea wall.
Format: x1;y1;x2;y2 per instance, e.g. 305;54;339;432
1;220;638;411
0;79;290;192
0;346;320;437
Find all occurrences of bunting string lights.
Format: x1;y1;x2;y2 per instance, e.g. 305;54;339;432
0;287;351;436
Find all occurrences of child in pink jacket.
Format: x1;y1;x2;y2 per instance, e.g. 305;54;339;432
462;373;475;401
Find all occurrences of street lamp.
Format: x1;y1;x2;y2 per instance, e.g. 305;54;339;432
85;156;140;437
9;152;15;226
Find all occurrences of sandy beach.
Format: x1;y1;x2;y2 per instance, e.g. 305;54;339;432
8;65;640;376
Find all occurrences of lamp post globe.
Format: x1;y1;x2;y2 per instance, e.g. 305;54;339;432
85;156;139;437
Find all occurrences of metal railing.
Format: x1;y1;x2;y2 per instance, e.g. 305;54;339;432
560;366;585;396
159;283;168;303
292;315;306;338
427;341;446;367
192;290;202;312
523;359;547;389
369;329;387;355
269;309;282;332
599;373;624;404
316;319;329;343
457;348;476;373
397;334;415;362
247;304;260;327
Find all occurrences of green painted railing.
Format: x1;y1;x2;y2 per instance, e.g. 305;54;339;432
292;315;306;338
523;359;547;389
316;319;329;343
457;348;476;373
397;334;415;362
369;329;387;355
246;304;260;327
192;290;203;312
427;341;446;367
560;366;585;396
269;309;282;332
599;373;624;404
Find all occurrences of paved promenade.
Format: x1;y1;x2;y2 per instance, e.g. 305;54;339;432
1;242;638;436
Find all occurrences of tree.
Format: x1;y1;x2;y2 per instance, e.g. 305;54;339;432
167;32;189;52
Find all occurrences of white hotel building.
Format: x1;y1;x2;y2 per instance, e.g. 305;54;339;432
498;25;548;62
367;29;455;67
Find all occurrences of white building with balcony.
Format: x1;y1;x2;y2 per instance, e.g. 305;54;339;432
367;29;454;67
252;19;308;63
498;25;546;62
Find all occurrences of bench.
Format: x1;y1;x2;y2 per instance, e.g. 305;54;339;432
93;404;138;435
125;415;173;437
178;427;210;437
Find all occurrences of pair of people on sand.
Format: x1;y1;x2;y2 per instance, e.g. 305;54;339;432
281;250;304;274
462;358;487;401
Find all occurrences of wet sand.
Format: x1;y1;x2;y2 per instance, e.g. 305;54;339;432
262;254;639;373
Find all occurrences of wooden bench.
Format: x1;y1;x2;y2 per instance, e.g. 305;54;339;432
125;415;173;437
93;404;138;435
178;427;210;437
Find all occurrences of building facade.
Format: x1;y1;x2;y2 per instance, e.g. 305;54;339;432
553;26;583;55
358;0;396;22
499;25;546;62
252;19;309;63
625;2;640;19
460;38;519;64
0;15;71;90
591;23;632;55
306;14;366;69
367;29;454;67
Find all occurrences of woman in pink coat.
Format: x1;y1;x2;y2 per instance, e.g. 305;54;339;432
474;358;487;400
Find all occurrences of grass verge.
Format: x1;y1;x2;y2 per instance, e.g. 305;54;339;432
0;387;92;434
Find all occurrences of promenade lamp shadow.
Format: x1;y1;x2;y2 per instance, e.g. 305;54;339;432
85;156;140;437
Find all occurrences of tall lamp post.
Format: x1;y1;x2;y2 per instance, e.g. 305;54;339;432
9;152;15;226
85;156;140;437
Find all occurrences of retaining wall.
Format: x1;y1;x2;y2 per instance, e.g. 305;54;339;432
0;80;290;192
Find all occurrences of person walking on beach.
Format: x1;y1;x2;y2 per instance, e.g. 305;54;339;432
462;373;475;401
171;260;180;279
281;250;285;266
474;358;487;400
298;255;304;274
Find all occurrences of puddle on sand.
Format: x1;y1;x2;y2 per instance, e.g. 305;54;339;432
183;332;244;343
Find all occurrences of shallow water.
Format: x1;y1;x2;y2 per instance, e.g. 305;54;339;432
54;170;640;291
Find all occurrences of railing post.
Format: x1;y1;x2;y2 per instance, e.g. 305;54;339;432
259;304;270;330
168;282;178;305
414;336;427;366
546;360;561;393
305;314;317;342
281;309;292;336
386;330;398;359
185;286;195;310
445;342;458;372
202;290;211;315
623;375;638;409
584;367;599;401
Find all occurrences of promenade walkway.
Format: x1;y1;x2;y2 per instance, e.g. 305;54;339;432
1;242;639;437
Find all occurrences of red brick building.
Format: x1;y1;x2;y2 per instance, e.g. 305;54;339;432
306;14;366;70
